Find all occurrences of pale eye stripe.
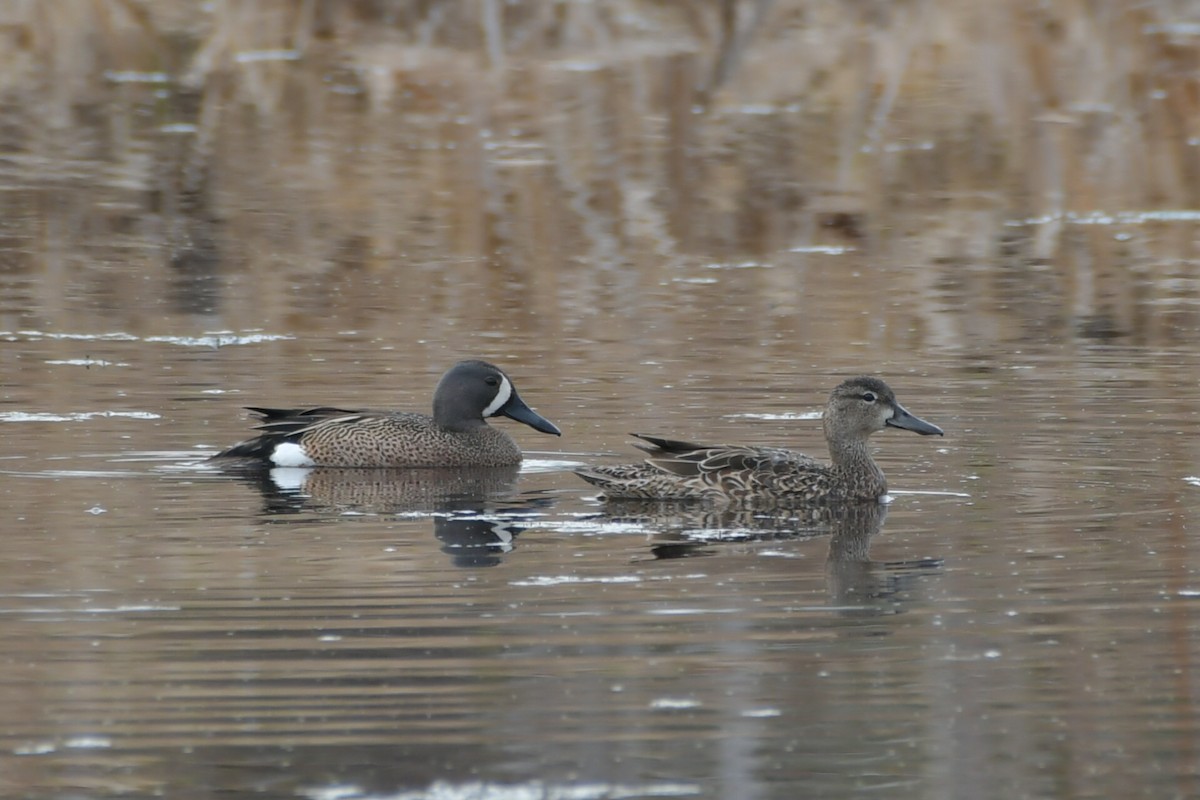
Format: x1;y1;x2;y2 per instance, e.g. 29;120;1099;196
481;376;512;417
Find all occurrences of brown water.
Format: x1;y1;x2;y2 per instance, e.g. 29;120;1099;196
3;3;1200;799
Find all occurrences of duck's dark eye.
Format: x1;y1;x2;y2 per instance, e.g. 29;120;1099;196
862;391;877;403
485;376;500;386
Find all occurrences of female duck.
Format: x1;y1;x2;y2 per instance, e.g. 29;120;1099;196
213;359;560;468
575;376;942;504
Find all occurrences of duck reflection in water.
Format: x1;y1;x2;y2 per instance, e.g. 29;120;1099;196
613;501;942;613
219;464;553;568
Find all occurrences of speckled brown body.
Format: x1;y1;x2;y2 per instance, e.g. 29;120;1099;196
211;359;561;468
575;377;942;506
292;411;525;467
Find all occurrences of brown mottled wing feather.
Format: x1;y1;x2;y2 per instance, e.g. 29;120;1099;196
583;435;820;493
647;443;819;479
576;433;834;503
244;407;362;435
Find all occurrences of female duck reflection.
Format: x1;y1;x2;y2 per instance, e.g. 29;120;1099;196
625;502;942;612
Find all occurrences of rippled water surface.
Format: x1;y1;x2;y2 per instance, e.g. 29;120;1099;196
5;333;1200;800
4;3;1200;799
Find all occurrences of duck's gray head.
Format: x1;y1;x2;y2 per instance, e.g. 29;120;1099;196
433;359;562;436
825;376;943;440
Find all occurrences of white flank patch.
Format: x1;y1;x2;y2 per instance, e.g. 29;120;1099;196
481;376;512;417
270;442;315;467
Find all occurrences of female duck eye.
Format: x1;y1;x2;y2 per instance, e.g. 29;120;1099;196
862;392;877;403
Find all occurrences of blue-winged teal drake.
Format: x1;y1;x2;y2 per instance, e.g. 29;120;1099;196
575;376;942;505
213;359;561;467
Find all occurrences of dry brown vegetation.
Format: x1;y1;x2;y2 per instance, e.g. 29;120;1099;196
0;0;1198;342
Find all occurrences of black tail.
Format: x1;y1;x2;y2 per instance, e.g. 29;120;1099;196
211;434;279;461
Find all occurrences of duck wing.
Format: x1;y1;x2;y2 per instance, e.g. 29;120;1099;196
630;434;819;479
245;406;363;435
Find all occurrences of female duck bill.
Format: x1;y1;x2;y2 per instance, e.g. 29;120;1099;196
885;403;943;436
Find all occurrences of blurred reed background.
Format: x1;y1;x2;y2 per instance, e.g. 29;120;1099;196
0;0;1197;347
